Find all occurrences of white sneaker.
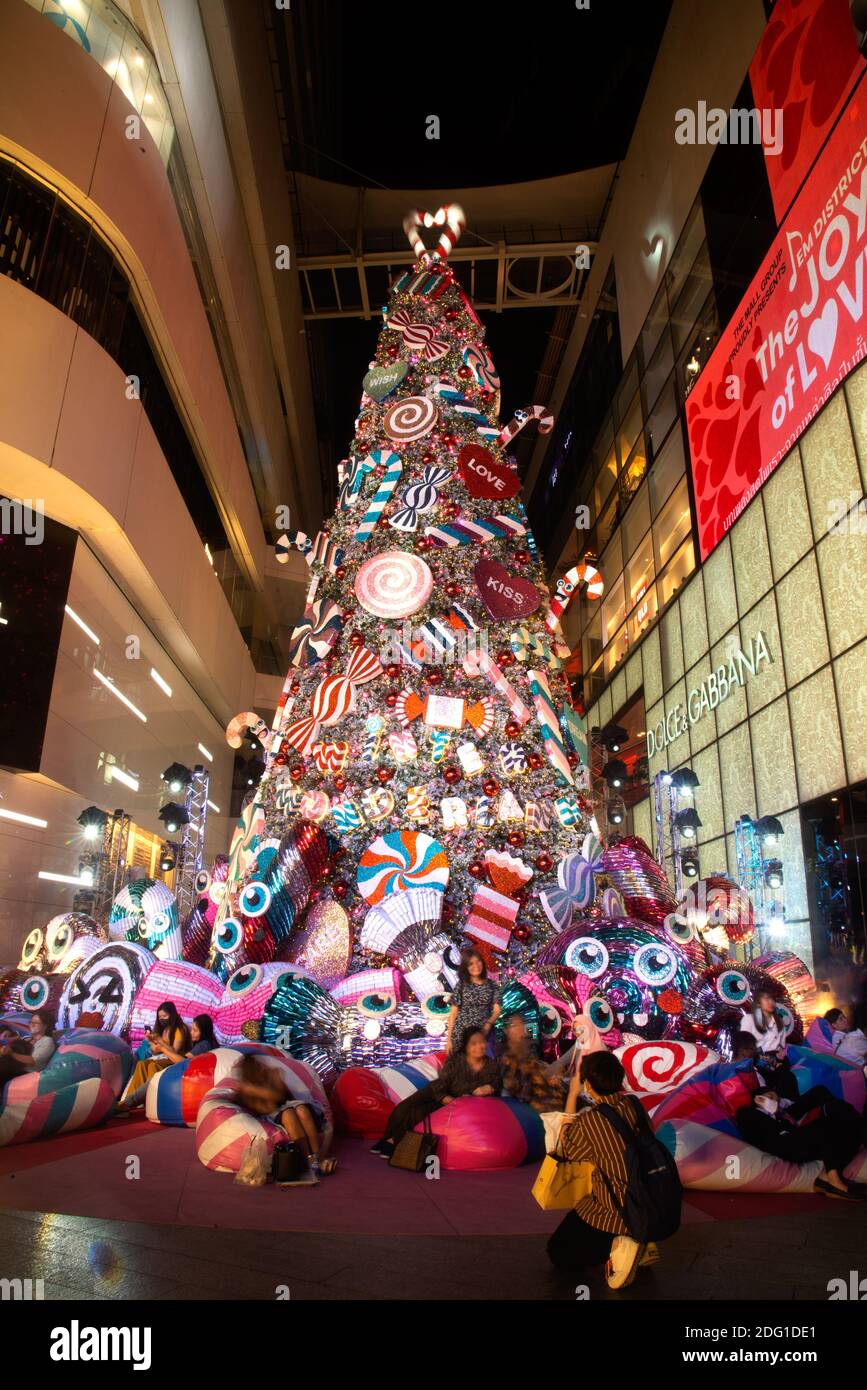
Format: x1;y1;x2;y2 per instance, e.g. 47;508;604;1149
606;1236;645;1289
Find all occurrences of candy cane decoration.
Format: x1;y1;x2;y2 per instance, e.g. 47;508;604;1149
226;712;270;751
403;204;466;264
498;406;554;447
544;561;604;633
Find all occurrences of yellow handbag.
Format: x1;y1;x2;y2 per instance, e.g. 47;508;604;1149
531;1153;595;1211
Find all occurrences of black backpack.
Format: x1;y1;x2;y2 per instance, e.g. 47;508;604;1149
595;1097;682;1243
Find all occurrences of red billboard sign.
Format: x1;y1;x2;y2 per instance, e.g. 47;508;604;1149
687;77;867;562
750;0;863;225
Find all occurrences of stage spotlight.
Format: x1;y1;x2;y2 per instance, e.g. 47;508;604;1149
158;803;189;834
77;806;108;842
603;759;628;789
764;859;784;890
607;801;625;827
162;763;193;795
754;815;784;846
602;724;627;754
674;807;702;840
681;848;700;879
159;843;177;873
671;767;700;796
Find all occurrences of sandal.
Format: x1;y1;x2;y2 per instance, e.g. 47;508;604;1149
318;1156;338;1175
814;1177;863;1200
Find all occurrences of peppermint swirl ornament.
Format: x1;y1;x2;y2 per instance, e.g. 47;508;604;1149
355;550;433;619
383;395;438;442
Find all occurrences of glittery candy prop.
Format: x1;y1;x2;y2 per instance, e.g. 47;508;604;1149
406;786;431;821
544;561;604;633
382;396;438;445
461;648;532;725
362;361;409;402
43;913;102;973
402;203;466;264
538;845;599;933
529;668;574;785
108;879;181;960
596;836;679;932
355;550;433;618
275;528;344;575
499;744;527;775
232;819;331;950
312;740;350;773
332;798;363;832
0;969;64;1016
525;800;555;833
389;465;453;531
462;342;500;391
128;958;223;1048
680;962;803;1056
353;454;404;541
615;1040;717;1096
440;796;468;829
466;884;519;952
337;451;377;508
536;918;696;1041
601;887;626;918
674;875;755;946
510;626;569;669
58;942;155;1035
213;963;302;1043
182;855;229;965
282;644;383;757
395;689;494;736
424;512;527;548
286;598;343;668
361;787;395;821
226;800;266;893
357;830;449;905
497;405;554;447
0;1031;132;1149
387;311;449;362
393;265;450;297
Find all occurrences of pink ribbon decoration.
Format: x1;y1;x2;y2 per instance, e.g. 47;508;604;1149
282;646;383;757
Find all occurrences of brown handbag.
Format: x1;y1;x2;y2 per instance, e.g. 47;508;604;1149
388;1115;439;1172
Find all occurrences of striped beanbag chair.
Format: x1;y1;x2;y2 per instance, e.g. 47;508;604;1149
658;1118;867;1193
0;1029;132;1147
194;1047;333;1172
331;1054;443;1136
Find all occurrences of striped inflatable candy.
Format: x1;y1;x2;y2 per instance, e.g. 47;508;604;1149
195;1047;332;1172
128;958;223;1047
0;1030;132;1148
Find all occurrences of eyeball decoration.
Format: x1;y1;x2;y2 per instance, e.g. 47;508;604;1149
215;961;293;1044
18;927;46;972
108;879;182;961
44;913;103;973
537;918;695;1041
586;994;617;1037
182;855;229;966
680;962;803;1057
716;969;750;1006
16;973;64;1014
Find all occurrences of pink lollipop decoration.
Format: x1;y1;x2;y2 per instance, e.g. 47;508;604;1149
383;395;438;442
355;551;433;619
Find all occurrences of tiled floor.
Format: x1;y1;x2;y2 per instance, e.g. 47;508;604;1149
1;1201;865;1301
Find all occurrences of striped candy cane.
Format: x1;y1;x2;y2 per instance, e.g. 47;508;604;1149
529;670;574;786
544;561;604;633
463;650;532;726
403;205;466;264
353;455;403;543
498;406;554;447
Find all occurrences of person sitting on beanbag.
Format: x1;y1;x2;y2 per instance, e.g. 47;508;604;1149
371;1025;500;1161
499;1013;567;1113
734;1072;865;1201
235;1055;335;1179
0;1009;56;1085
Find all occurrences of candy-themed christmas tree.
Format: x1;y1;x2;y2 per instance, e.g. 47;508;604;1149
220;206;604;995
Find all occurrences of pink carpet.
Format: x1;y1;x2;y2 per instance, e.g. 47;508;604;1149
0;1123;841;1234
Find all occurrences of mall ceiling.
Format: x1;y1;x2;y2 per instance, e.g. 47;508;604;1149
264;0;672;495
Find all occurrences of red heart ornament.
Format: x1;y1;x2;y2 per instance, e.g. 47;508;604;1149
474;559;541;621
458;444;520;499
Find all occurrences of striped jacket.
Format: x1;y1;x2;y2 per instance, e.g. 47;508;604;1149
559;1092;641;1235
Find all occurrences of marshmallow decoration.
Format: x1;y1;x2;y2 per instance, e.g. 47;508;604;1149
128;959;223;1048
108;879;182;960
355;551;433;619
43;913;103;973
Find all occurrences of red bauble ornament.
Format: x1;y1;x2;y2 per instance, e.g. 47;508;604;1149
272;752;288;768
335;566;346;580
443;903;455;923
428;669;444;686
445;580;461;598
505;719;520;739
469;860;485;878
528;753;543;770
496;649;516;667
385;663;401;681
507;830;525;848
482;777;499;796
535;852;554;873
386;344;399;359
515;549;530;564
442;433;457;449
385;691;399;708
333;775;347;793
567;752;578;768
444;501;461;519
290;765;305;783
513;924;531;942
445;309;459;322
376;766;394;783
422;450;436;465
334;882;348;900
443;765;461;785
348;631;364;647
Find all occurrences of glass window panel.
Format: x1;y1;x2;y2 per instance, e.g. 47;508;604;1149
626;532;655;610
614;361;639;425
585;658;605;708
595;491;619;557
121;29;152;113
583;611;603;673
664;201;707;307
640;286;669;369
617;390;642;465
646;376;677;461
631;582;658;641
622;485;650;557
650;428;685;516
605;622;630;677
620;438;647;510
670;243;713;350
643;324;674;413
72;225;112;338
602;574;626;643
680;294;721;399
87;0;126;74
655;476;692;570
0;169;54;288
659;536;695;607
594;441;618;515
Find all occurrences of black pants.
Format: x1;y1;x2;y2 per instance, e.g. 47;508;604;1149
382;1083;442;1145
0;1054;29;1086
737;1086;862;1174
547;1211;614;1271
755;1056;800;1102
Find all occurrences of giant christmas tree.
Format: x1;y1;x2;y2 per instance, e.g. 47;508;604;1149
215;206;601;1001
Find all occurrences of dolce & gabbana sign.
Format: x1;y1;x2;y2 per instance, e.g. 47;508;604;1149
647;631;772;757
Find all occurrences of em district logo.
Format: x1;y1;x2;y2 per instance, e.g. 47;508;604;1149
49;1322;152;1371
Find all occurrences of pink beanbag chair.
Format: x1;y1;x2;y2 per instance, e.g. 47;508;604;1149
194;1047;333;1172
420;1096;545;1171
331;1054;443;1137
657;1118;867;1193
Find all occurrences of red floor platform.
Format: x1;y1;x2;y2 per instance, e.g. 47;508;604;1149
0;1116;842;1236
